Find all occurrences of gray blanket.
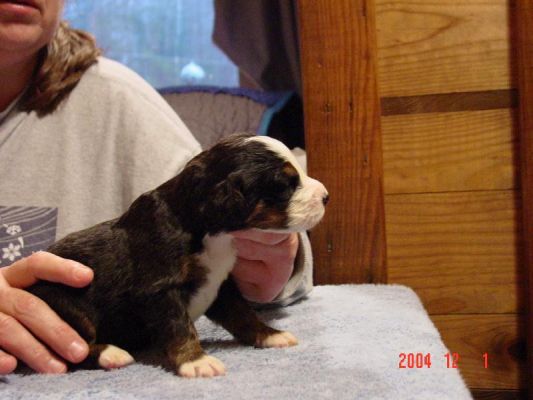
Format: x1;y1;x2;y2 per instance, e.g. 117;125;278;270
1;285;472;399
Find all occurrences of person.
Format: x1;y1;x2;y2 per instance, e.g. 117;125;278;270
0;0;313;375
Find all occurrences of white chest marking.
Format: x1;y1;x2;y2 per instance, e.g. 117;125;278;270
187;233;237;321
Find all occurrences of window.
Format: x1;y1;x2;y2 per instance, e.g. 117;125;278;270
63;0;239;88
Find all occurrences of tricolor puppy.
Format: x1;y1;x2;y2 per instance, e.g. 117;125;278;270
29;133;328;378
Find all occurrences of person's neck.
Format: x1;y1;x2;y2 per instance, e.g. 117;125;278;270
0;55;37;112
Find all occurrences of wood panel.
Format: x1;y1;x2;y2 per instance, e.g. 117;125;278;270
382;109;517;194
471;389;527;400
386;191;525;314
375;0;514;97
433;314;526;390
298;0;387;284
299;0;527;393
381;90;517;116
514;0;533;391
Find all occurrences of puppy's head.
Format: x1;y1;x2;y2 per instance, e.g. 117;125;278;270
171;134;328;235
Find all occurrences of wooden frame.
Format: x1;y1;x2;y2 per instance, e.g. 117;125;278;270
515;0;533;393
298;0;387;285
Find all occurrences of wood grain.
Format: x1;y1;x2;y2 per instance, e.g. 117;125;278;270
299;0;527;392
433;314;526;389
375;0;515;97
381;90;518;116
298;0;387;284
513;0;533;391
386;191;525;314
382;109;517;194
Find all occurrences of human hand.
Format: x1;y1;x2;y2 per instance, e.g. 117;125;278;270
0;252;93;374
230;230;299;303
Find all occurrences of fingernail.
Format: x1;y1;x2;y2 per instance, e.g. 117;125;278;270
0;354;16;372
69;340;88;361
47;358;66;374
72;263;93;280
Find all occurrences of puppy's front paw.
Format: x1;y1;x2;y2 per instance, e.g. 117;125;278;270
178;355;226;378
257;331;298;348
98;345;135;369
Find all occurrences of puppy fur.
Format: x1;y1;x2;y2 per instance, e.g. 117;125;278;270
28;133;328;377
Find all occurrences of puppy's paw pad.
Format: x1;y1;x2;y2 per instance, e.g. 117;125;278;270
257;331;298;348
98;345;135;369
178;355;226;378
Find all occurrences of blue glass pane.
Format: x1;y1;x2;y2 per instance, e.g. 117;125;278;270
63;0;238;88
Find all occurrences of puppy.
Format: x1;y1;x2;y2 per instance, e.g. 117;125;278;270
28;133;328;378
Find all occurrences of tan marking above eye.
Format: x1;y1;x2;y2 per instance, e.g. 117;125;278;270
246;201;288;229
282;162;299;179
246;201;267;223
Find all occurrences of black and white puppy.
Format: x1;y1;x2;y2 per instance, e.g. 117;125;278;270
28;133;328;378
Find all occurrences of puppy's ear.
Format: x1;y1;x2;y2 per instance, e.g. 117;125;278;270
212;173;247;213
203;173;249;232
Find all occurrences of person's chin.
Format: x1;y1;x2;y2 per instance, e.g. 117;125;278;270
0;22;48;55
0;25;41;46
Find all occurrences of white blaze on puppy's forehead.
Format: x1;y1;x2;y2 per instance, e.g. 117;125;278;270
245;136;306;177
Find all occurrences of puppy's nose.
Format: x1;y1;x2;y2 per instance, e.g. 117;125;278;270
322;194;330;205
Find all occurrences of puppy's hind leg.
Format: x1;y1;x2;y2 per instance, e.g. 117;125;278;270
28;283;134;370
59;309;135;370
91;344;135;370
38;296;135;370
205;278;298;348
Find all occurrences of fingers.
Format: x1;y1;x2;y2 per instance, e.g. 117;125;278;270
230;229;290;246
233;233;298;264
232;258;290;303
0;349;17;375
232;258;272;283
232;266;275;303
0;252;91;374
0;287;89;370
2;251;93;289
231;231;299;303
0;310;66;374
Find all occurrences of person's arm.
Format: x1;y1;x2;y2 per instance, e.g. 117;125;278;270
230;230;313;307
0;252;93;374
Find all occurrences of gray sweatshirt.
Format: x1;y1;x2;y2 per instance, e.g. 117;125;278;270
0;57;312;306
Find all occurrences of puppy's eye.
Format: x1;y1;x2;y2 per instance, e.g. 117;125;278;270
288;174;300;189
269;181;289;194
262;179;292;204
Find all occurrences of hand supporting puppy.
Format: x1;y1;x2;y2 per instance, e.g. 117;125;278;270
0;252;93;374
231;230;299;303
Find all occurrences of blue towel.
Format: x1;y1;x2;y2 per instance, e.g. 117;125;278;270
1;285;472;400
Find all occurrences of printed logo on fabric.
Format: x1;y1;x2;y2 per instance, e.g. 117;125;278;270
0;206;58;266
